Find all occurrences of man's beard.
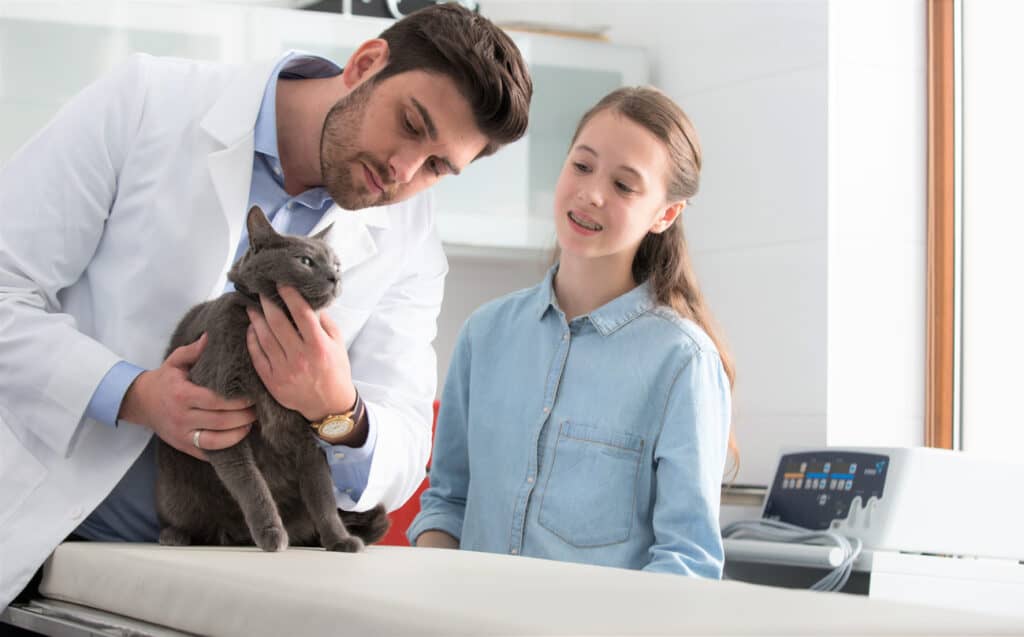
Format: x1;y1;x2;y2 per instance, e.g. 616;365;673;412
319;79;396;210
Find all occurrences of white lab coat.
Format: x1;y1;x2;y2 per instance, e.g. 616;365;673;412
0;53;446;608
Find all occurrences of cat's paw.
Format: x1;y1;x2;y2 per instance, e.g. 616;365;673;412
326;535;364;553
159;527;192;546
254;525;289;552
339;504;391;546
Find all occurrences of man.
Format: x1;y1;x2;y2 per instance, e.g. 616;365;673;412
0;3;532;608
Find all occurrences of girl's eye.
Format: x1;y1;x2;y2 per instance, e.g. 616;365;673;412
572;162;590;173
299;256;314;267
615;181;635;194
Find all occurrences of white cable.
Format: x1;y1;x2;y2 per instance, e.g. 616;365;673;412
722;519;863;592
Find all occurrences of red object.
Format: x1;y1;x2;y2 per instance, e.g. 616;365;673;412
377;400;439;546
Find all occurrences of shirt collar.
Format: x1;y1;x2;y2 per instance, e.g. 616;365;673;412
536;265;560;320
253;52;343;161
536;264;656;336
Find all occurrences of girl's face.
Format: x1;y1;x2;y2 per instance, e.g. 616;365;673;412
553;109;681;263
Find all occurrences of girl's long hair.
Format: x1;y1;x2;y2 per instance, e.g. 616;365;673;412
570;87;739;476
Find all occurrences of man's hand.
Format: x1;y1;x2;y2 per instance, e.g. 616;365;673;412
119;333;256;461
247;285;356;422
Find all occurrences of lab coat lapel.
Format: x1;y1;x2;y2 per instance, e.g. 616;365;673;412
205;142;253;296
313;204;390;274
199;57;279;298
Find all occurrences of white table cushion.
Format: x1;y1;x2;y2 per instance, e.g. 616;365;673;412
38;542;1023;636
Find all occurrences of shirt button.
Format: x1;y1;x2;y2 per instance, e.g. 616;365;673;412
344;488;353;495
510;548;518;555
527;476;534;483
542;407;550;414
563;333;569;341
334;452;346;460
70;507;84;521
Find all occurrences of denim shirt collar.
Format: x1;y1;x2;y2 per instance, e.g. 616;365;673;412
536;264;656;336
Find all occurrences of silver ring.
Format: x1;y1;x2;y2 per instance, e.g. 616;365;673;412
192;429;203;450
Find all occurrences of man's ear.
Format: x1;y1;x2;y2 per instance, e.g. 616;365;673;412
650;201;686;234
341;39;390;91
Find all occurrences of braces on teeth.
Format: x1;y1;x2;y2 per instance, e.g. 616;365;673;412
569;211;602;231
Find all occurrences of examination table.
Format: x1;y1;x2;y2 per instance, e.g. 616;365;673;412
3;542;1022;636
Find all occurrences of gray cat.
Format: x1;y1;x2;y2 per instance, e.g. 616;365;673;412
155;206;390;552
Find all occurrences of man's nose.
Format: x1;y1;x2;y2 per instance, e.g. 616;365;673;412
388;149;426;184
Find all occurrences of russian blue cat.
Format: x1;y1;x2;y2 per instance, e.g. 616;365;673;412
155;206;389;552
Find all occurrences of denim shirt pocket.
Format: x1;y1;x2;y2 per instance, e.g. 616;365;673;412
538;421;644;548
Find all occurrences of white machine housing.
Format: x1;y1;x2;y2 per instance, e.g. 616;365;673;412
761;446;1023;561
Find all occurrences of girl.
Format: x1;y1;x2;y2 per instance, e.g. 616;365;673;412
407;87;736;578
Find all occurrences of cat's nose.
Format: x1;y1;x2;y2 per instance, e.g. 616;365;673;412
327;274;338;284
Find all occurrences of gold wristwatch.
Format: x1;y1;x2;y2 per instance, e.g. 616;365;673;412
309;393;364;444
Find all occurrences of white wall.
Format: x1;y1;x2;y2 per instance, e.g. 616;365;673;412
467;0;928;485
825;0;926;449
961;0;1024;456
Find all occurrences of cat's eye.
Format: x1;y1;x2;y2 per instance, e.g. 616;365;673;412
299;256;315;267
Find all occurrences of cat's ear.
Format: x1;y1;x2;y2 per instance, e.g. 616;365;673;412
312;223;334;242
246;206;277;252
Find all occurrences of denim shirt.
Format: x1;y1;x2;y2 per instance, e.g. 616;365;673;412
408;266;732;578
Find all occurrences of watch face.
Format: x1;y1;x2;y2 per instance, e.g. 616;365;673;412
322;418;353;439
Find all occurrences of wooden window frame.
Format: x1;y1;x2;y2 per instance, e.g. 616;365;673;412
925;0;956;449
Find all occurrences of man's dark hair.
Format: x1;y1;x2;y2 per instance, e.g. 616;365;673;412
376;3;532;157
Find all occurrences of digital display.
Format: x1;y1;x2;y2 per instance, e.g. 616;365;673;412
763;451;889;530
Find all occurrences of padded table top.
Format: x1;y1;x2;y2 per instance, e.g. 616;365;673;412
37;542;1023;636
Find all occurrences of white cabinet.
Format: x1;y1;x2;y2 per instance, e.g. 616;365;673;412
0;2;646;253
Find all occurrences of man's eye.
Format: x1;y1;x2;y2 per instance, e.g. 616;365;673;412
299;256;314;267
403;115;418;135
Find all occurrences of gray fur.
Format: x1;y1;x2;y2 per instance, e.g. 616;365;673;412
155;206;390;552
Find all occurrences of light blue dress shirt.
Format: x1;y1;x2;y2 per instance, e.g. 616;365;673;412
77;53;376;542
407;266;732;578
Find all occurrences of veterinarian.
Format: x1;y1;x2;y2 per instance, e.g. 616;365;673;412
0;3;532;608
